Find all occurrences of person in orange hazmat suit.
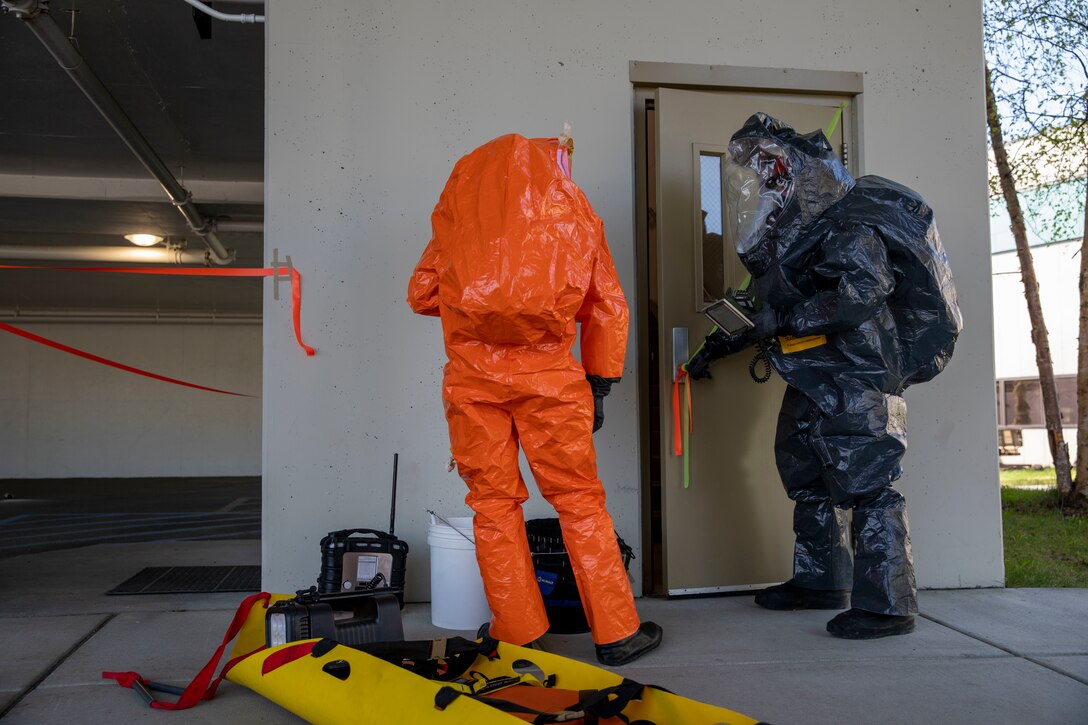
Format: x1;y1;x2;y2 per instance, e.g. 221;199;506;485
407;133;662;666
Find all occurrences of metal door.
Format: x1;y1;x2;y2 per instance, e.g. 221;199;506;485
652;88;848;595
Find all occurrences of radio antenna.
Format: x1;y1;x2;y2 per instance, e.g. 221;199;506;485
389;453;399;536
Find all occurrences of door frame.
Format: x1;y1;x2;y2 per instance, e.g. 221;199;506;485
629;61;864;595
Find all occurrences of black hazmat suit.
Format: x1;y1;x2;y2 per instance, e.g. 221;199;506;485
700;113;962;615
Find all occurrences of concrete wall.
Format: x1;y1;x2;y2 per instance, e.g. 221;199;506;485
263;0;1003;597
0;323;261;478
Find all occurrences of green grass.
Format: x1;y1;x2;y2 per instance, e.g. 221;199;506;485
1002;487;1088;587
1000;466;1057;488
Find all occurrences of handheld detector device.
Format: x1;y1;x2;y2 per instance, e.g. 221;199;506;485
701;297;755;336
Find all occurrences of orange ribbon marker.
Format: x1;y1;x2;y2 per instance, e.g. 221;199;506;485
672;365;693;488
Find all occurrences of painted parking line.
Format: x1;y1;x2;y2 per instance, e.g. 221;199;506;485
0;521;261;553
0;513;258;546
0;515;259;537
0;513;259;541
218;497;250;512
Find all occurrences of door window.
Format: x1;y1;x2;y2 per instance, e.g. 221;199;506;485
699;151;726;304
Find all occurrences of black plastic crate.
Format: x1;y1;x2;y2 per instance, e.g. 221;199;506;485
526;518;634;634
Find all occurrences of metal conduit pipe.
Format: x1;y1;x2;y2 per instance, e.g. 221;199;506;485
180;0;264;24
212;220;264;233
1;0;236;265
0;244;213;265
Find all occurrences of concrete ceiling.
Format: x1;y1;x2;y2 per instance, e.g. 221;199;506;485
0;0;265;314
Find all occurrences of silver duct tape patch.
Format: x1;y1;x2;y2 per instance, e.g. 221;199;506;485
884;394;907;438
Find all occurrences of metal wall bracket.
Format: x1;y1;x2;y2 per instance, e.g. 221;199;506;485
271;248;293;301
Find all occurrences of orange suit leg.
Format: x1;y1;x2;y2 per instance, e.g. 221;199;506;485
444;388;550;645
513;378;640;645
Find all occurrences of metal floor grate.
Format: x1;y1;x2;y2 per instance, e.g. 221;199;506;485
105;565;261;595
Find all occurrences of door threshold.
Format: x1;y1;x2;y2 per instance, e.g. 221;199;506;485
667;582;781;597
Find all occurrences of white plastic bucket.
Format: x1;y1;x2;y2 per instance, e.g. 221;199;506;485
427;515;492;630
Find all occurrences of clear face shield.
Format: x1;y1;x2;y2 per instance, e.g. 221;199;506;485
723;143;794;255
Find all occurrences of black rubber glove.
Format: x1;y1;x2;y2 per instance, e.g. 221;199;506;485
684;328;755;380
750;306;785;339
684;345;717;381
586;375;620;433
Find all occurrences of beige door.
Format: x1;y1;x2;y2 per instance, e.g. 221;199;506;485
652;88;849;595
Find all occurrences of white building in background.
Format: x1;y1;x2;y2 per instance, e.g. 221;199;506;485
991;177;1085;468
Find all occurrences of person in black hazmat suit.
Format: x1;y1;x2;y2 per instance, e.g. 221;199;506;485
685;113;962;639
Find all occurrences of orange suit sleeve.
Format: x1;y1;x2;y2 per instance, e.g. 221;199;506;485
407;176;457;317
407;236;441;316
576;222;629;378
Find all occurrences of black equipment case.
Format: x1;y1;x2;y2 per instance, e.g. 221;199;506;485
265;586;404;648
525;518;634;634
318;528;409;606
317;454;409;606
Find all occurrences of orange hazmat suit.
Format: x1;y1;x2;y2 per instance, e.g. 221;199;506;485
407;134;640;646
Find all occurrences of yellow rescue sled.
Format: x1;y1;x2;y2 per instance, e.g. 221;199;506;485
106;592;767;724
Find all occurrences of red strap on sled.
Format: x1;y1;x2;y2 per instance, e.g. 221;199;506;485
260;640;317;675
103;591;271;710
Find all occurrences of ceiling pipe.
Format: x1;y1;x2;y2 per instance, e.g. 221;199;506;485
180;0;264;24
0;244;213;265
1;0;236;265
213;219;264;233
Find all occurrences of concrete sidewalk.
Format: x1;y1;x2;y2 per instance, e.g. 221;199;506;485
1;540;1086;724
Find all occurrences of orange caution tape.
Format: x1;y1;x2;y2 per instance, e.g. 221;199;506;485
0;263;316;395
0;264;315;356
0;321;253;396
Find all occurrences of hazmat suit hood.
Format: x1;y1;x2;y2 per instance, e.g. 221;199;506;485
725;113;855;277
718;112;961;396
408;133;628;378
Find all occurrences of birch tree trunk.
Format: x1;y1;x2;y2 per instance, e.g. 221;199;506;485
985;65;1074;499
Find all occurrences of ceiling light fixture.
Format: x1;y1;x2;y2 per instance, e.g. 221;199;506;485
124;233;164;247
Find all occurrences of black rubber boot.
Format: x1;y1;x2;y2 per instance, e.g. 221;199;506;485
595;622;663;666
754;581;850;610
826;608;916;639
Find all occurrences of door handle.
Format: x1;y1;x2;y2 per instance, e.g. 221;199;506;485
671;327;689;372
